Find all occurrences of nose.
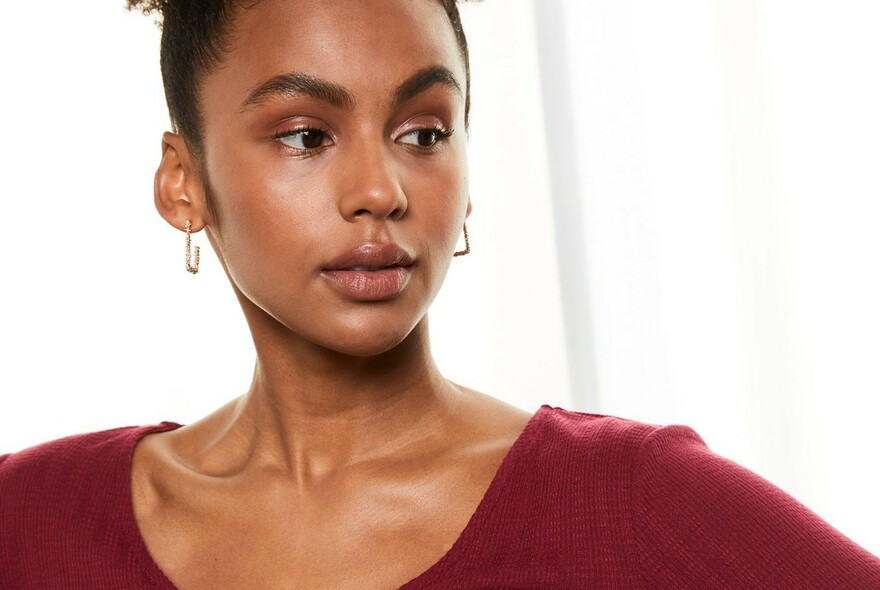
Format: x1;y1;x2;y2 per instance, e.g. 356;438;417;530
337;141;408;222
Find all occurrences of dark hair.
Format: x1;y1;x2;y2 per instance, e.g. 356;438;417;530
127;0;476;162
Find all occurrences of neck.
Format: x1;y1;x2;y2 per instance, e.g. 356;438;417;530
251;313;446;418
183;311;460;486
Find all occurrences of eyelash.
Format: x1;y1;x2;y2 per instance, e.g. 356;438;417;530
409;126;454;150
273;125;332;153
272;124;454;154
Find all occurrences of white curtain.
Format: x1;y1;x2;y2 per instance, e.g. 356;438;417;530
528;0;880;555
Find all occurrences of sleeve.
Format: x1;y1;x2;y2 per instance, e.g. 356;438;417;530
632;425;880;589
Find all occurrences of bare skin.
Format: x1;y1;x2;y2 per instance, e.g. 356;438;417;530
132;0;532;588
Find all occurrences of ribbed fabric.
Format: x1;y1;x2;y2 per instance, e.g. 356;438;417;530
1;405;878;589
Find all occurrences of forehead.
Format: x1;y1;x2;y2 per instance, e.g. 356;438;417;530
201;0;464;113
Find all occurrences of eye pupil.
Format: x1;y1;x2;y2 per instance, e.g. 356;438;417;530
301;130;324;149
417;130;437;147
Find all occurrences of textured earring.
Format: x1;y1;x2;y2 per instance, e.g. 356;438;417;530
184;219;200;274
453;222;471;257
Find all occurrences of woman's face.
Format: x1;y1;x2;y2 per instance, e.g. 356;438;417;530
192;0;470;356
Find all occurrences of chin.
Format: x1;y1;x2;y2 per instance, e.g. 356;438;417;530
311;315;422;358
320;332;410;358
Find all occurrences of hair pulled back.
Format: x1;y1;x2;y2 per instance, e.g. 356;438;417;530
126;0;476;162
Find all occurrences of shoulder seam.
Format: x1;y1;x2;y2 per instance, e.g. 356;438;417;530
629;424;707;588
628;423;667;590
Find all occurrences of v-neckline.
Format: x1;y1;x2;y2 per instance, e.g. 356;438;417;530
123;406;550;588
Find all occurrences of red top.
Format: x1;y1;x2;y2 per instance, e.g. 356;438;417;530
1;405;878;589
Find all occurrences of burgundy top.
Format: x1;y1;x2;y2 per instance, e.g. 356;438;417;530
1;405;878;588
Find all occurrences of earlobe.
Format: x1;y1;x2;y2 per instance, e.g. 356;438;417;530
154;131;208;232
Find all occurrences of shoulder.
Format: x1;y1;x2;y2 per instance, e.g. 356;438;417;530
523;407;743;529
525;407;880;586
0;423;182;491
611;416;880;587
535;404;672;442
513;405;706;521
530;405;705;472
0;423;181;562
474;406;706;584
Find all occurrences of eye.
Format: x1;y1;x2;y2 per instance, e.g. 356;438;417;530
275;128;329;150
399;127;453;148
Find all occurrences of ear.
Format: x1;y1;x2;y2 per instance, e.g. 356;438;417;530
154;132;209;232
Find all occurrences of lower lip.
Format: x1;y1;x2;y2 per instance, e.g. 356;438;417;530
321;267;412;301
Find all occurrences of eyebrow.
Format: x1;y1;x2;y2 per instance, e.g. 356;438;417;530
391;66;463;109
240;73;355;112
239;65;463;113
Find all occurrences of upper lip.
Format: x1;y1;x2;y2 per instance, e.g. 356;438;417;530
322;243;415;271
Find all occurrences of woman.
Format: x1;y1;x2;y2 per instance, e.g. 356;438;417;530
1;0;878;588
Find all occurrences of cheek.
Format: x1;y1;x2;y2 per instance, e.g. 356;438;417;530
405;144;469;225
207;152;332;302
403;152;469;296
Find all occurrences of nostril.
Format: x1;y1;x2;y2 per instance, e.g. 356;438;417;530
353;209;370;217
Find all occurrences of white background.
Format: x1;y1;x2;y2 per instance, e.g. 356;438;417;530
0;1;878;557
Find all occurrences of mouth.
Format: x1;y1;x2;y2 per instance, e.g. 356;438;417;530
321;243;415;301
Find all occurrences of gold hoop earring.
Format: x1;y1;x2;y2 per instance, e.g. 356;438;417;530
453;222;470;257
184;219;200;274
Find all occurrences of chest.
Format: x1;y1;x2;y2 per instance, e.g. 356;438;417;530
134;461;489;589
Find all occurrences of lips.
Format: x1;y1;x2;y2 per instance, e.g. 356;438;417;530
322;243;414;272
321;243;415;301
